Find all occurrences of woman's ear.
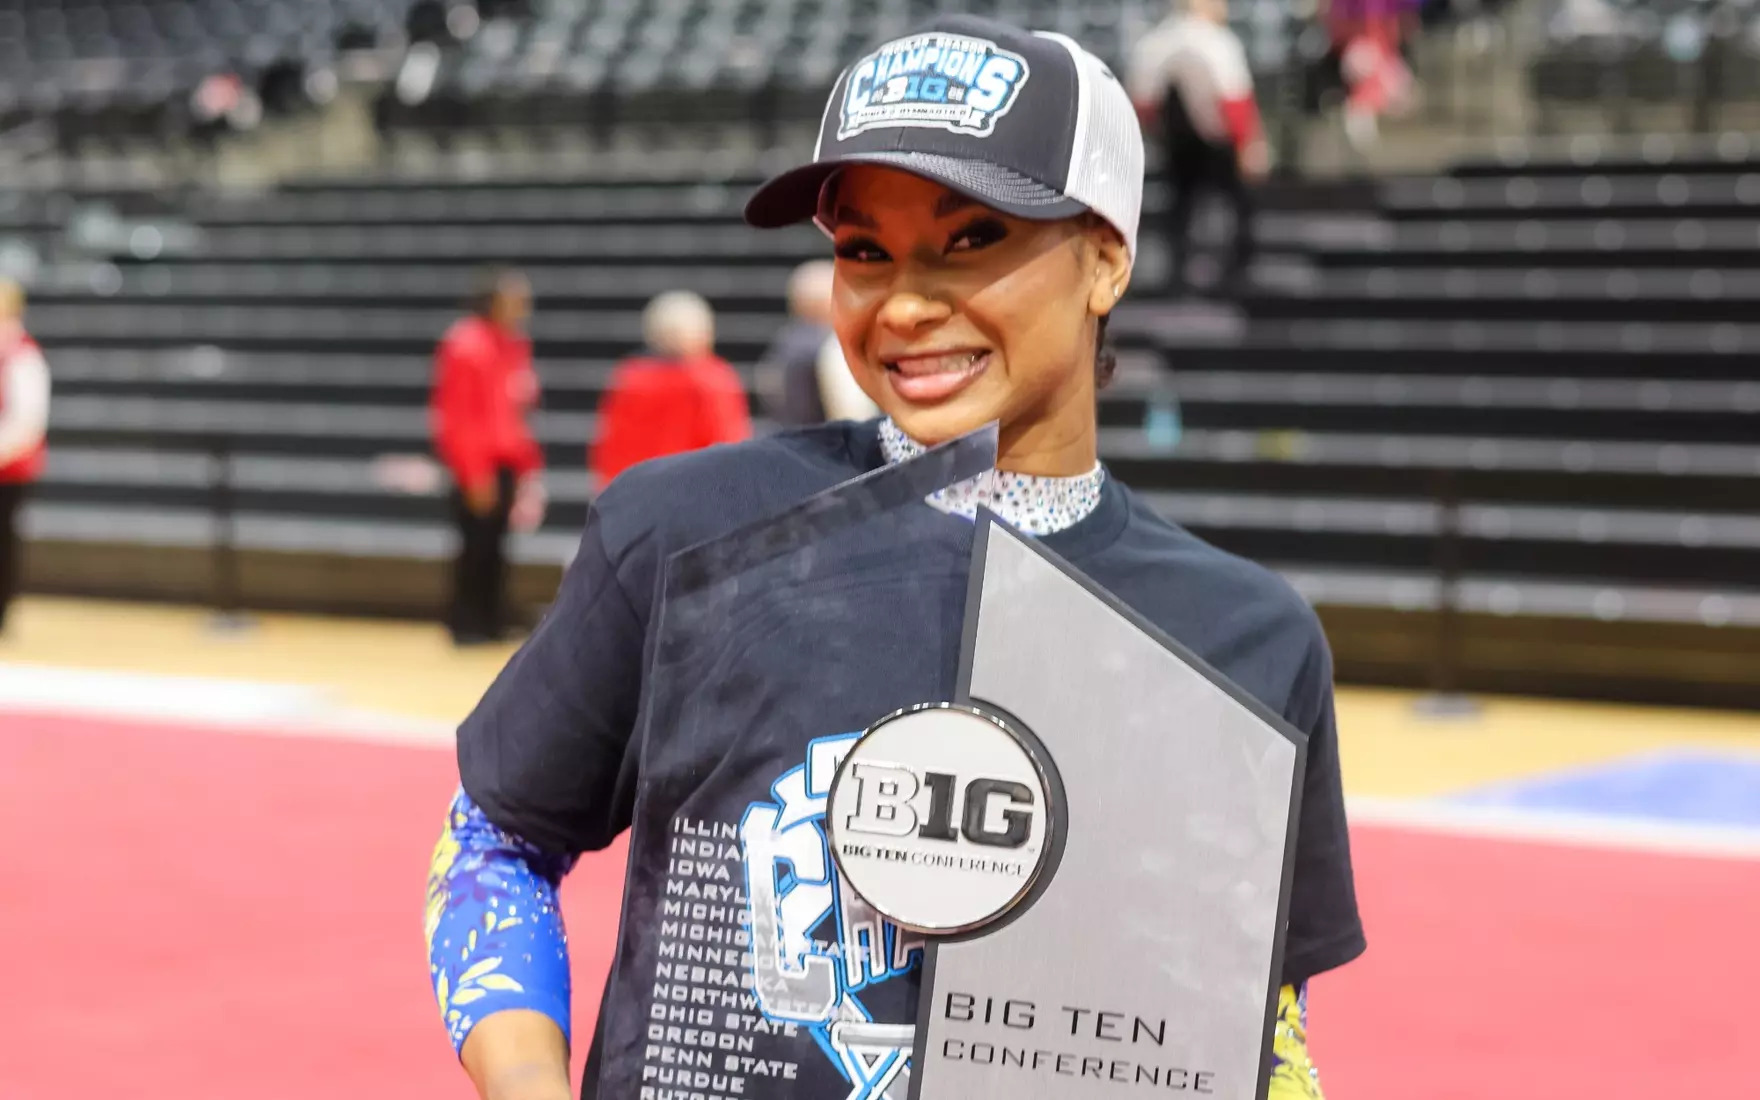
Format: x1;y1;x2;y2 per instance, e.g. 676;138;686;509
1086;226;1133;318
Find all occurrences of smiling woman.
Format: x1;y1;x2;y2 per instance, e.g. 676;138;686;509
428;14;1362;1100
818;169;1129;472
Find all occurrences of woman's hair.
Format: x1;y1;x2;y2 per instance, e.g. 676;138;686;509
1076;211;1122;389
1094;314;1118;389
787;260;834;322
644;290;716;357
470;267;516;317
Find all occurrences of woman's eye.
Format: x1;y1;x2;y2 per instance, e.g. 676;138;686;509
835;237;890;263
947;218;1008;253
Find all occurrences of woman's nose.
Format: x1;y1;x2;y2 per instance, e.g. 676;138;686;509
875;289;952;334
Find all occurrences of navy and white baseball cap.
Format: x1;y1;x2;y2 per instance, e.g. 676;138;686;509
744;14;1145;256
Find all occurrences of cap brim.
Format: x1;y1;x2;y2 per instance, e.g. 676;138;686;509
744;150;1090;230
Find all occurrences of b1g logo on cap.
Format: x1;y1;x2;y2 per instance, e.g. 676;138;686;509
838;32;1030;141
826;703;1062;935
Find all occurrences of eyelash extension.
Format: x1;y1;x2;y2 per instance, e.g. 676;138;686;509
833;216;1010;262
948;217;1009;252
835;237;888;261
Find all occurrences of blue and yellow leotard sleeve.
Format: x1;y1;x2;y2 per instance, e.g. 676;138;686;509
425;787;578;1054
1269;982;1326;1099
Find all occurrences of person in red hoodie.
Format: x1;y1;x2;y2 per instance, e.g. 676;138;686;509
0;279;48;636
588;289;751;489
430;268;545;646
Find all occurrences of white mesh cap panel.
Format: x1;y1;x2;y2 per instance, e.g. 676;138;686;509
1035;31;1146;258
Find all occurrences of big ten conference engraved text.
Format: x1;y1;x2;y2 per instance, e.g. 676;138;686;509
642;817;803;1100
939;992;1219;1093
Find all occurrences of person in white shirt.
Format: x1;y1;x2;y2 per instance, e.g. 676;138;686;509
0;279;50;634
813;328;880;423
1128;0;1269;298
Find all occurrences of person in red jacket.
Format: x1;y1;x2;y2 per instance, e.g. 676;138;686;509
588;289;751;488
0;279;48;636
429;268;545;646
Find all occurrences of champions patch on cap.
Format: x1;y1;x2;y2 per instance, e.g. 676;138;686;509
747;14;1144;256
838;31;1031;140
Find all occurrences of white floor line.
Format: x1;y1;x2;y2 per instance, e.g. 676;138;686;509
5;662;1755;857
0;661;457;748
270;707;458;748
1348;795;1760;861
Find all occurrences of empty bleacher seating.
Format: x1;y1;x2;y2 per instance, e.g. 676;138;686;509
2;1;1758;703
0;0;418;156
3;127;1754;704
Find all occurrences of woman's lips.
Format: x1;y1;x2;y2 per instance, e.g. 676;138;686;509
884;350;991;404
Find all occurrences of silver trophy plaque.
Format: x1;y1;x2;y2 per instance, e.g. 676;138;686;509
826;515;1307;1100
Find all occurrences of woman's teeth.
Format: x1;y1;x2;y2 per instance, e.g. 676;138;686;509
884;351;990;402
890;351;986;376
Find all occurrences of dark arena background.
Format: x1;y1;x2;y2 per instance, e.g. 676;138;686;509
1;1;1757;1098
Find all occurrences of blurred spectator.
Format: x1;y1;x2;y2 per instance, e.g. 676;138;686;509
1323;0;1420;149
407;0;455;44
1129;0;1268;299
589;290;751;487
814;333;880;422
0;279;48;636
189;71;263;142
756;260;832;425
430;268;545;647
755;261;879;425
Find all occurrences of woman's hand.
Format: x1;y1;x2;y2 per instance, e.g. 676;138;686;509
1239;140;1272;184
465;481;500;517
510;476;548;533
462;1010;572;1100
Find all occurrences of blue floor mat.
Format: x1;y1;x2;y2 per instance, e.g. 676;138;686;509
1447;749;1760;829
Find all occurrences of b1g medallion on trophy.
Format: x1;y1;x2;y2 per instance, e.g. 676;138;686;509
827;702;1064;937
827;517;1308;1100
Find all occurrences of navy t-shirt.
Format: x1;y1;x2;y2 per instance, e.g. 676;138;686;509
458;420;1365;1100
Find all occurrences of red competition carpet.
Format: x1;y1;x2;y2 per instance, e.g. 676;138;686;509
2;711;1753;1099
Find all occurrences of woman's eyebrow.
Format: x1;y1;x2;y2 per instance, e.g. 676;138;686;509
833;205;877;229
934;193;977;218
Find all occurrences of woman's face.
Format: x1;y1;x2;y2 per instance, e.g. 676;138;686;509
827;166;1130;471
492;275;532;329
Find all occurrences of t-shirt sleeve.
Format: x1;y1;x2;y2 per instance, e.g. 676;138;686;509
456;502;648;855
1280;623;1367;985
1210;30;1255;101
